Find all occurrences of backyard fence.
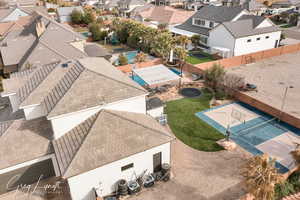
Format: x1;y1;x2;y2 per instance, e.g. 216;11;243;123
183;43;300;73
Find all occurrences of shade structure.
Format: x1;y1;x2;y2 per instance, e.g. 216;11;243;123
132;64;180;86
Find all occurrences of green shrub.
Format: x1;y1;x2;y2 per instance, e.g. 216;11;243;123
82;11;95;25
89;23;102;41
47;8;56;13
275;171;300;200
118;54;128;66
70;9;83;24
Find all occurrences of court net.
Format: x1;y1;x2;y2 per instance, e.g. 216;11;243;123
234;117;288;136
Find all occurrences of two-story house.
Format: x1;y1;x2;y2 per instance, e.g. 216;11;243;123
0;57;174;199
171;5;281;57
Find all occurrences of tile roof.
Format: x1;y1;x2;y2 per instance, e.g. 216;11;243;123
46;58;147;118
0;15;32;36
0;117;53;170
53;109;174;178
0;12;87;70
135;5;195;25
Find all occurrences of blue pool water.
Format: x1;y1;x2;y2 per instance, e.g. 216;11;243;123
130;75;147;86
115;51;138;65
195;102;300;173
169;68;181;76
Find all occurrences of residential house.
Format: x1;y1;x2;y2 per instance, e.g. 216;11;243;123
155;0;185;6
0;57;174;199
0;12;109;74
172;5;281;57
117;0;147;16
131;5;195;29
0;15;32;37
184;0;205;11
56;6;84;23
0;6;47;22
241;0;267;15
209;15;281;57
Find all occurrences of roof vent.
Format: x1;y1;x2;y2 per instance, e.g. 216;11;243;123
62;63;68;68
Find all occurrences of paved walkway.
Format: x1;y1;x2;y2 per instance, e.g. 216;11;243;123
130;138;251;200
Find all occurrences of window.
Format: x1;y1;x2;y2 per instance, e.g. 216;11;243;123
194;19;205;26
247;39;251;42
209;21;214;28
256;37;261;41
121;163;134;171
265;36;270;39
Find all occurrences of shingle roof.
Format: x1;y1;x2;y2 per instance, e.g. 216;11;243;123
0;117;53;170
175;16;210;36
221;17;279;38
53;109;174;178
192;5;244;22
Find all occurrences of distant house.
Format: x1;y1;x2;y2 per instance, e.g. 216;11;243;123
0;7;29;22
56;6;84;23
118;0;147;14
0;57;174;199
172;5;281;57
0;12;111;74
241;0;267;15
155;0;185;6
131;5;195;28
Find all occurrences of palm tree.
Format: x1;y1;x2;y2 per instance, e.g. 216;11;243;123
175;35;189;49
150;32;175;62
174;47;187;77
242;154;284;200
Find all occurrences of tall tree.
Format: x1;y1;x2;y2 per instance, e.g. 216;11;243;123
242;154;284;200
151;32;175;62
203;63;226;92
174;47;187;76
70;9;83;24
191;34;201;49
175;35;189;49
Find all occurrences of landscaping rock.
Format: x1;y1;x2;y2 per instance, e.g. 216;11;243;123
217;139;237;150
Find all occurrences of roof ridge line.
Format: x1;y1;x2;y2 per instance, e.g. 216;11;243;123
60;111;102;176
44;61;85;115
39;40;69;59
33;11;85;39
85;68;147;93
104;109;174;139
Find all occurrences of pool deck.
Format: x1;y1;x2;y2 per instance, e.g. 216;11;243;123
196;102;300;173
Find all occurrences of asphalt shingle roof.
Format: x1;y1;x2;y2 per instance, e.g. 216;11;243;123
53;109;174;178
222;17;280;38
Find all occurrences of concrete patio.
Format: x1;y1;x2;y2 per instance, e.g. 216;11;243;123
129;136;251;200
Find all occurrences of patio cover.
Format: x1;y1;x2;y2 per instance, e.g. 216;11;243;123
169;25;196;37
133;64;180;86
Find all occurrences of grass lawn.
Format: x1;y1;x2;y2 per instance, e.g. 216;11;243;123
165;91;224;151
280;24;295;28
186;51;215;65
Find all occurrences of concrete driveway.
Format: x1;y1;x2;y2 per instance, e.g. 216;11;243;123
130;138;251;200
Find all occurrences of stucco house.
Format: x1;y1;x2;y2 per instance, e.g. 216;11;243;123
0;12;106;75
0;57;174;199
171;5;281;57
56;6;84;23
131;5;195;29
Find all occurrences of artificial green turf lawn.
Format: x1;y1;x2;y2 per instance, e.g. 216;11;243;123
186;56;214;65
165;92;225;152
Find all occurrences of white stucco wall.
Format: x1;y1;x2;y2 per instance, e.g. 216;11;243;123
1;8;28;22
147;107;164;118
208;24;235;57
23;104;46;120
67;142;171;200
0;154;60;177
49;95;146;139
234;31;281;56
8;94;20;113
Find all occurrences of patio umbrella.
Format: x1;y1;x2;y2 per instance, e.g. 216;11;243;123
169;49;174;63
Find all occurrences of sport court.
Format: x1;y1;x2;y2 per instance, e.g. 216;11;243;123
196;102;300;173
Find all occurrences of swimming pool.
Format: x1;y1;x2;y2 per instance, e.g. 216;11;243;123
115;51;138;65
130;75;147;86
169;68;181;76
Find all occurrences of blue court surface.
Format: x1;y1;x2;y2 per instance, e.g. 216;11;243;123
196;102;300;173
